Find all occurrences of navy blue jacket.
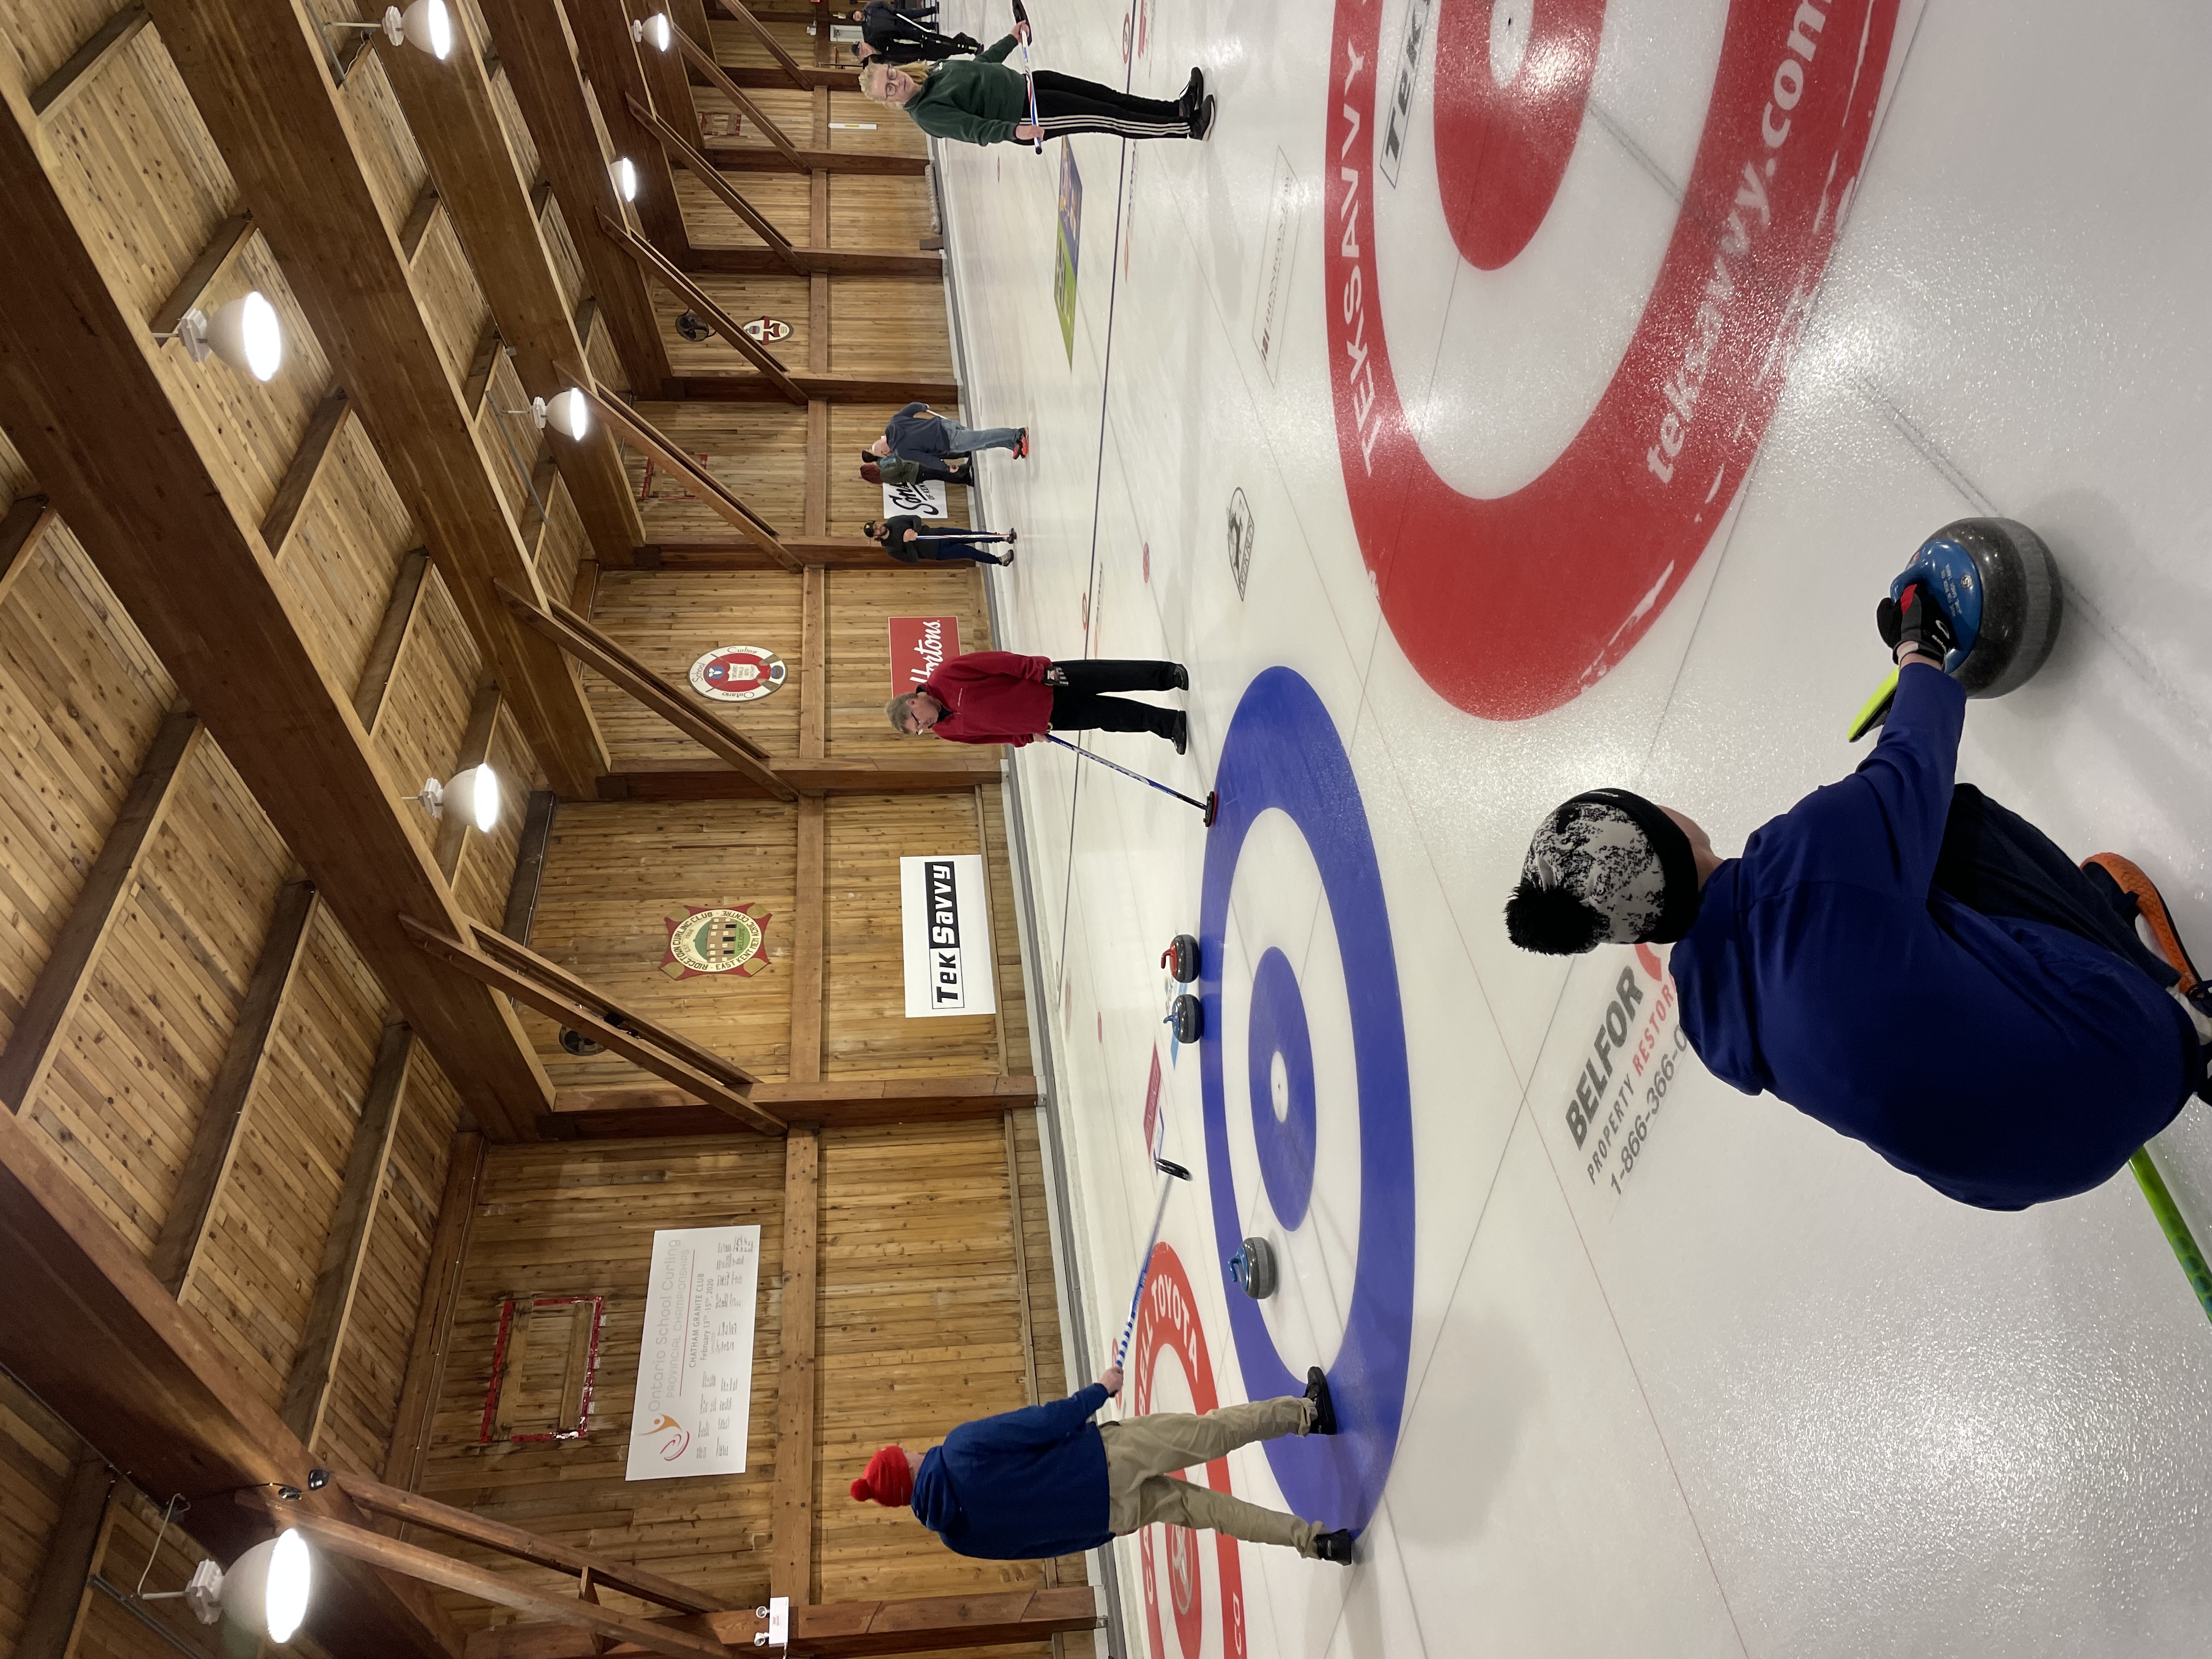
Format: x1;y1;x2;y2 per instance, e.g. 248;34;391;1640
911;1383;1112;1559
885;402;953;460
1673;664;2196;1210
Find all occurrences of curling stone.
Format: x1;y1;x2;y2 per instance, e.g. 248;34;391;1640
1850;517;2064;740
1166;992;1202;1043
1229;1237;1278;1299
1161;933;1201;984
1890;516;2063;697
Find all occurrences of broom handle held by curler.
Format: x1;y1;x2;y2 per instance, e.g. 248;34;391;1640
1114;1175;1178;1364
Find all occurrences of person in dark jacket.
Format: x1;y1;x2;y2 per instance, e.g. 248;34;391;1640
1504;586;2210;1211
851;0;982;64
876;404;1025;462
860;454;970;489
887;650;1188;752
849;1363;1358;1562
859;30;1214;144
866;515;1015;565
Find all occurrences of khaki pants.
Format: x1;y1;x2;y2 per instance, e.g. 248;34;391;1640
1098;1396;1318;1556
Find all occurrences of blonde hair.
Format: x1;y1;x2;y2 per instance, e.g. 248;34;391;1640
859;60;929;104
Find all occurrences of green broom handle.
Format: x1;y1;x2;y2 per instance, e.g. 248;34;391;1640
2129;1147;2212;1323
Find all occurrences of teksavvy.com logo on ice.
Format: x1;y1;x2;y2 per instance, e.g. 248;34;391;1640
1327;0;1900;719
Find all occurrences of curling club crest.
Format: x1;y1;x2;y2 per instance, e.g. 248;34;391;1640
661;904;772;979
689;646;787;702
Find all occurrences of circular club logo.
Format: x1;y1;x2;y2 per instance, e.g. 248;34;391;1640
1328;0;1900;717
689;646;787;702
661;904;771;979
743;316;793;343
1132;1243;1247;1659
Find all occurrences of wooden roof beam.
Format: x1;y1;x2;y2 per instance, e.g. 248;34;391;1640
599;207;808;396
684;244;941;278
771;1126;820;1600
595;753;1003;799
703;140;926;176
673;24;806;168
566;0;689;251
541;1076;1042;1139
145;0;613;800
29;2;151;120
0;1105;462;1659
475;0;670;393
619;103;802;266
659;370;960;403
694;63;859;91
377;9;650;569
709;0;809;89
577;382;797;563
0;66;556;1140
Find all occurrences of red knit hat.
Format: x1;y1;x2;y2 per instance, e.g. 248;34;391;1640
850;1446;913;1506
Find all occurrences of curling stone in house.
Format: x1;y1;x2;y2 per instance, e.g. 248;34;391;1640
1849;517;2065;740
1229;1237;1278;1299
1161;933;1201;984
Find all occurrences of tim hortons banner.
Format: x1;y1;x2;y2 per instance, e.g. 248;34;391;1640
888;615;960;692
900;854;997;1018
881;477;948;519
626;1224;760;1481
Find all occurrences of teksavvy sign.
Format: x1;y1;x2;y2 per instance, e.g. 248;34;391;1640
888;615;960;693
899;854;996;1018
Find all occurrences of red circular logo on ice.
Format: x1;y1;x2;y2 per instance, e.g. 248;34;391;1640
1131;1244;1247;1659
1329;0;1899;718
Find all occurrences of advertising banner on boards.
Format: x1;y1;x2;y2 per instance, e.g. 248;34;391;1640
626;1224;760;1480
881;477;949;519
899;854;996;1018
888;615;960;692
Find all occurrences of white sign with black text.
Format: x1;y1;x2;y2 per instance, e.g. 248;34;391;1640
899;854;997;1018
881;478;949;520
625;1224;760;1481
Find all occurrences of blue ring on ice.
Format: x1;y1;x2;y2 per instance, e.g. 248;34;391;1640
1200;666;1413;1534
1247;947;1318;1230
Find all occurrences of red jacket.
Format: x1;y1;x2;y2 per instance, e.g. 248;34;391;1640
919;651;1054;746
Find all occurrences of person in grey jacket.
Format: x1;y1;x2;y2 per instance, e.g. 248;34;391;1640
859;30;1212;144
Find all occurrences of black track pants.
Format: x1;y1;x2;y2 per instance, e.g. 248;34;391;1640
1031;72;1191;140
1049;659;1182;693
1049;690;1175;737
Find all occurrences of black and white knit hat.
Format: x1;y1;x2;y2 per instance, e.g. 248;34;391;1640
1504;789;1700;955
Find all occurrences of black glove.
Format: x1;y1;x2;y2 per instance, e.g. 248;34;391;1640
1876;580;1959;665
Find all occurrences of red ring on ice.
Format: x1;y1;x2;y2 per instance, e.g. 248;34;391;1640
1328;0;1900;719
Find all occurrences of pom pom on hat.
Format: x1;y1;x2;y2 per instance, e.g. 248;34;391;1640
850;1445;913;1506
1504;879;1606;955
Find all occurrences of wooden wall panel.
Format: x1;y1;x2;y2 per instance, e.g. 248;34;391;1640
0;1370;73;1655
584;569;804;761
830;174;934;251
628;403;808;538
452;702;536;932
277;410;419;696
538;193;588;322
372;565;484;830
179;902;385;1410
74;1485;225;1659
679;167;810;251
820;794;1001;1077
420;1135;789;1624
411;206;495;388
0;526;175;1050
527;800;799;1087
534;476;590;607
478;353;546;527
5;0;123;89
829;278;955;376
812;1119;1049;1612
23;738;290;1256
317;1041;468;1475
823;563;991;755
823;89;928;159
691;84;814;154
706;16;817;72
337;50;434;238
486;58;543;188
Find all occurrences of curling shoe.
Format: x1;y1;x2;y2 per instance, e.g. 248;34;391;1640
1178;66;1205;116
1167;712;1190;755
1304;1366;1338;1436
1169;662;1190;691
1312;1530;1358;1565
1012;427;1030;459
2083;853;2212;1100
1189;93;1216;141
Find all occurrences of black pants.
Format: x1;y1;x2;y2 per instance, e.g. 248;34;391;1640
1933;785;2177;990
914;535;1009;565
1048;659;1180;737
1032;73;1192;140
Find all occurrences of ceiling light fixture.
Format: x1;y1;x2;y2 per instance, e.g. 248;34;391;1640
500;388;591;439
326;2;454;75
631;10;674;50
157;292;284;382
142;1531;314;1645
613;156;640;202
414;764;501;832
